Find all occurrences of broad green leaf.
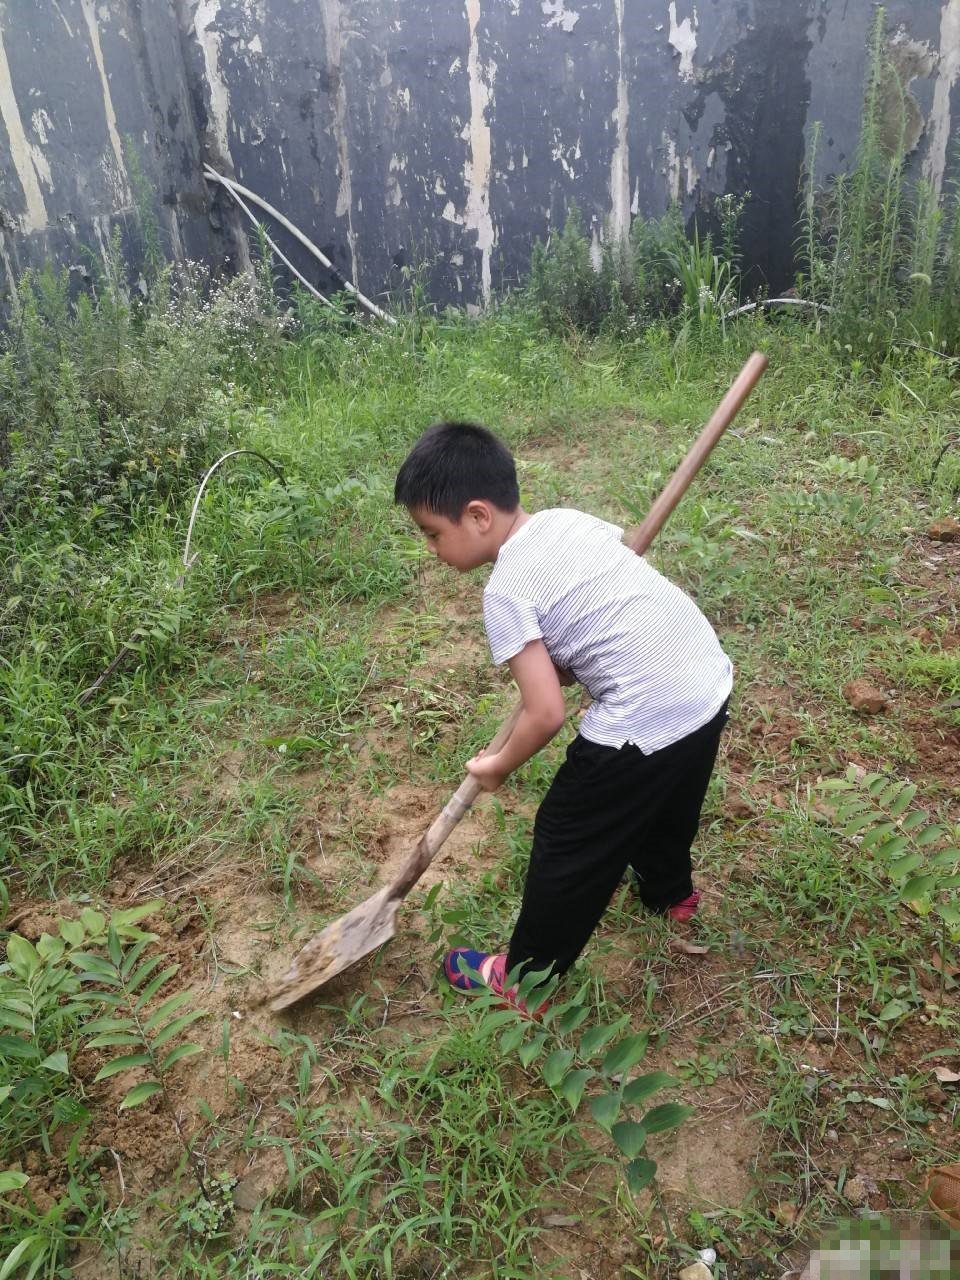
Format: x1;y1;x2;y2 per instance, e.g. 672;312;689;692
85;1032;144;1049
580;1019;627;1060
518;1033;548;1068
83;1016;134;1035
161;1042;205;1073
623;1071;680;1106
476;1009;520;1035
886;853;924;882
516;966;558;1003
886;782;917;816
120;937;155;981
624;1158;657;1195
560;1068;593;1111
111;901;163;930
40;1051;69;1074
93;1052;152;1082
107;927;122;968
860;822;897;850
7;936;39;981
0;1235;41;1280
611;1120;647;1159
126;955;170;995
876;835;908;861
79;908;106;936
0;1171;29;1194
83;1013;133;1034
930;848;960;868
59;919;85;947
901;874;937;903
590;1092;621;1132
0;1087;12;1104
119;1080;163;1111
877;998;911;1021
937;874;960;889
900;809;930;832
843;812;878;836
0;1010;32;1033
935;902;960;937
556;1003;590;1035
36;934;65;964
134;964;180;1010
916;825;948;848
602;1032;649;1079
642;1103;694;1134
152;1009;207;1048
500;1024;525;1054
543;1048;575;1089
144;990;192;1033
0;1035;38;1061
70;952;119;980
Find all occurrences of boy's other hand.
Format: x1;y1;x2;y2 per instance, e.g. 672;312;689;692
466;748;509;793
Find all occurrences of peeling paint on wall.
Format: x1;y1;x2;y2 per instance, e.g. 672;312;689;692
193;0;235;166
320;0;359;284
81;0;131;206
0;26;47;231
668;2;697;82
924;0;960;198
663;133;681;204
609;0;630;245
541;1;580;34
463;0;496;304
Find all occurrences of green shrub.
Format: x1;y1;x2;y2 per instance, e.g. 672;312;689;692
0;235;288;519
527;198;744;338
800;6;960;358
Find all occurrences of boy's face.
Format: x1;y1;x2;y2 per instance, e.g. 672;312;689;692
408;503;494;571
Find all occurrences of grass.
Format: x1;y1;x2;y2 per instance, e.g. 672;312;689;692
2;293;959;1278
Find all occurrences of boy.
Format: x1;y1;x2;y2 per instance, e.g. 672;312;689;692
394;421;731;1010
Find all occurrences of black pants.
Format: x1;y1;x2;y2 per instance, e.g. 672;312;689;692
506;700;728;978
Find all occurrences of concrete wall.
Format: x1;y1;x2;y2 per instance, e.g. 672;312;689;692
0;0;958;308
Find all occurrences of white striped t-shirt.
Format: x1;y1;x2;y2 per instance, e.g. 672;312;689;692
483;508;732;753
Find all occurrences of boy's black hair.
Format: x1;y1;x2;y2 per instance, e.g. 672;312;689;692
394;421;519;519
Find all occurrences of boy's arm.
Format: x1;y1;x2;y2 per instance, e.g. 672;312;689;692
466;640;567;792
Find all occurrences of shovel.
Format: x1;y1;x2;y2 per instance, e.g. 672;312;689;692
269;351;768;1011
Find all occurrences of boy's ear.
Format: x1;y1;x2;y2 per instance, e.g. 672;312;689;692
463;499;494;531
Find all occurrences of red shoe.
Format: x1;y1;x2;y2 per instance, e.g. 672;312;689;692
443;949;550;1019
667;891;701;923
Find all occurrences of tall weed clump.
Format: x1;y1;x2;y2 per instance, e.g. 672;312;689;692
800;7;960;358
527;199;744;338
0;234;287;522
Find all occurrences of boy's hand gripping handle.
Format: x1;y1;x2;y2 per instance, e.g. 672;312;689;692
384;351;769;902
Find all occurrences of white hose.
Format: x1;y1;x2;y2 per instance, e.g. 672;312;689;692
204;166;396;325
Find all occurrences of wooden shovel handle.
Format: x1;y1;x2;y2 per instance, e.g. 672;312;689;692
385;351;769;901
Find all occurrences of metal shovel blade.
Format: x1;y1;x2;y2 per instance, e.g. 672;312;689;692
269;886;401;1011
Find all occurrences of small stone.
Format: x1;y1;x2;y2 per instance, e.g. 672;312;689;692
927;517;960;543
726;793;756;819
825;1128;839;1143
232;1177;263;1211
842;1174;868;1206
678;1265;713;1280
773;1200;799;1227
842;680;888;715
